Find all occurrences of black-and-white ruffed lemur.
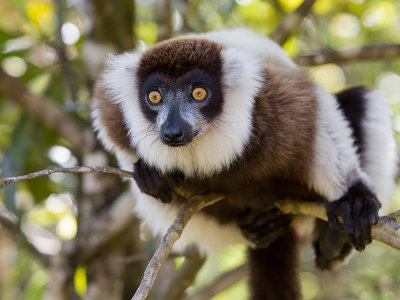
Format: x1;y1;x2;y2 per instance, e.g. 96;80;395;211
91;28;397;299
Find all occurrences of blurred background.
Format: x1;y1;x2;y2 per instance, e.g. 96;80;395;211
0;0;400;299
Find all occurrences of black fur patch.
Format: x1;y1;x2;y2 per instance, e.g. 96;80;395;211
136;38;224;123
313;219;353;270
138;68;224;123
335;86;368;154
133;159;184;203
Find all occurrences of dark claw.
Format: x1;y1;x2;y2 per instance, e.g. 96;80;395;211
368;200;379;225
326;181;381;252
238;208;292;248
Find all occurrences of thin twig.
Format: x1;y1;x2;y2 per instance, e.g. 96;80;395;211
184;263;249;300
0;166;133;189
131;192;224;300
161;245;206;300
295;44;400;66
271;0;317;45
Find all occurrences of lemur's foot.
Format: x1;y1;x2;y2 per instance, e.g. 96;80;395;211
238;208;292;248
326;181;380;251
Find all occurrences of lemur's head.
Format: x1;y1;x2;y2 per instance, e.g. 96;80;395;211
93;36;263;176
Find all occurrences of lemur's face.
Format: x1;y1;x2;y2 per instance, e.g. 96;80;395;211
136;38;225;148
139;69;223;147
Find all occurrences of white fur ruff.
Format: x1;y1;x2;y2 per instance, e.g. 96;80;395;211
309;86;373;201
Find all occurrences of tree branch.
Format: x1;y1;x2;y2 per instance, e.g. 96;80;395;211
276;200;400;250
0;67;92;153
114;252;183;264
271;0;317;45
161;245;206;300
131;191;224;300
0;166;133;189
184;263;249;300
295;44;400;66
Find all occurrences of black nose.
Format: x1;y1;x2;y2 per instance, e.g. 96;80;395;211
162;127;184;144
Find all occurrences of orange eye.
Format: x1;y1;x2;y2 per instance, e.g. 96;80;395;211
192;88;207;101
148;91;162;104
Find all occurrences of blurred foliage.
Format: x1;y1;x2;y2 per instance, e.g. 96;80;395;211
0;0;400;299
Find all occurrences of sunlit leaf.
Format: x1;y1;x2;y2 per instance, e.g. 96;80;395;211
74;266;87;296
27;207;59;226
25;0;55;36
212;279;249;300
313;0;337;15
278;0;303;12
309;64;346;93
282;36;300;57
56;213;77;240
21;269;47;300
329;13;360;39
0;0;26;33
135;22;158;45
235;0;276;34
362;1;397;30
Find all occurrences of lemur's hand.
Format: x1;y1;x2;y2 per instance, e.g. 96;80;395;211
326;181;380;251
133;159;183;203
238;207;292;248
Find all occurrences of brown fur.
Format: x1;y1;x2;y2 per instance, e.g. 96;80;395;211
137;38;223;79
93;82;133;152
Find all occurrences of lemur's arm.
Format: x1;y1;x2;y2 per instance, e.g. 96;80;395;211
309;87;380;251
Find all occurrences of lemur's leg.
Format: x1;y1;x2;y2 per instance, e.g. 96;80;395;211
238;208;292;248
